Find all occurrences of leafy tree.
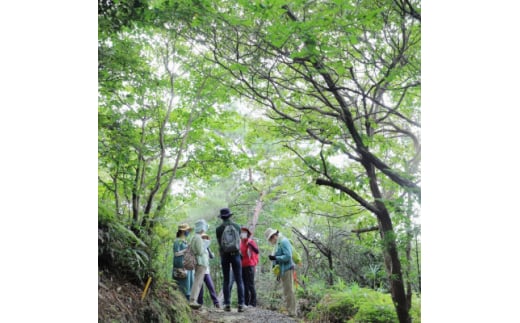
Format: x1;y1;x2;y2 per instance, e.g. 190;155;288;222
164;1;421;321
98;23;248;282
98;1;421;321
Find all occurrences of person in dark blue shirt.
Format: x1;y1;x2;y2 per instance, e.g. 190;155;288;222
215;208;245;312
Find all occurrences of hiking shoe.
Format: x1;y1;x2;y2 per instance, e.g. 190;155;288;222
224;305;231;312
214;303;220;309
189;301;202;309
238;305;245;312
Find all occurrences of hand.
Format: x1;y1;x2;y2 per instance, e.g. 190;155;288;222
174;249;186;257
268;255;276;261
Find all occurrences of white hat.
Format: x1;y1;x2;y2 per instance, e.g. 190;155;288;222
264;228;278;241
194;219;209;233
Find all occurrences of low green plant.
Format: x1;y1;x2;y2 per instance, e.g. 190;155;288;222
297;281;328;317
306;284;423;323
354;291;397;323
99;205;151;283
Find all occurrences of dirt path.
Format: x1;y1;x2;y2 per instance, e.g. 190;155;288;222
98;270;306;322
191;306;303;323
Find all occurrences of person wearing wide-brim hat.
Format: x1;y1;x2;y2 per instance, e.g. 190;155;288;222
240;226;259;307
215;208;246;312
178;223;191;232
265;227;297;317
218;208;233;219
173;223;194;300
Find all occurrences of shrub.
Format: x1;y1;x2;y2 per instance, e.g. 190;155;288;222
306;284;423;323
308;291;358;322
296;280;328;317
355;298;397;322
98;204;150;284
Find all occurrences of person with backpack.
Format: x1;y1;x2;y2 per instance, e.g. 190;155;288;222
240;226;259;307
265;228;297;317
215;208;246;312
188;219;210;309
172;223;194;301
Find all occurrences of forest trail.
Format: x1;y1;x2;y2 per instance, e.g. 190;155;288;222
98;271;305;322
191;305;302;323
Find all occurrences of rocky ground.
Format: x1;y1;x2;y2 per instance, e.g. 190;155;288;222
191;305;303;323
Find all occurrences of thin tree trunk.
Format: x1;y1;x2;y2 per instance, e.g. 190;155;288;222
405;238;412;311
141;56;178;230
292;227;334;286
131;166;141;232
250;190;265;234
415;233;421;293
327;251;334;286
156;108;194;213
131;119;147;232
112;173;120;215
155;77;207;216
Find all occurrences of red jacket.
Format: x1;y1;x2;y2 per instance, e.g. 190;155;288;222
240;238;259;267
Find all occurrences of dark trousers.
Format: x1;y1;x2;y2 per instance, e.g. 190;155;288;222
242;266;257;306
197;273;219;305
221;252;245;306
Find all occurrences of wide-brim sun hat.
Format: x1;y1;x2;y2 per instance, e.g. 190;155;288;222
264;228;278;241
219;208;233;219
194;219;209;233
178;223;192;231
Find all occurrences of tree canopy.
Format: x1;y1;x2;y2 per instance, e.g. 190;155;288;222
99;1;420;322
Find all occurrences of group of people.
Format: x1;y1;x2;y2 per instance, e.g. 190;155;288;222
171;207;297;317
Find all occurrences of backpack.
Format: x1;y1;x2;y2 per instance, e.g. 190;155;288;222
292;245;302;265
182;244;196;270
276;239;302;266
288;239;302;265
221;224;240;253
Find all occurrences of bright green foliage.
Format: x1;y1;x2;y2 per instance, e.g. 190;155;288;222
307;284;421;323
187;2;422;319
99;0;421;321
99;204;150;283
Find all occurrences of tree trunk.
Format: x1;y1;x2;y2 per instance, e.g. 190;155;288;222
111;171;120;216
250;190;265;234
415;234;421;293
376;205;410;323
327;251;334;286
364;155;410;323
315;175;411;322
131;164;141;227
405;238;412;311
292;227;334;286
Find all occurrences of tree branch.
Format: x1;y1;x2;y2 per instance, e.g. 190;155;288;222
351;226;379;234
315;178;380;214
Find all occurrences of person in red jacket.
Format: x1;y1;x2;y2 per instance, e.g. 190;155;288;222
240;226;259;307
